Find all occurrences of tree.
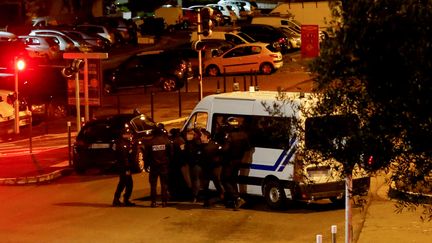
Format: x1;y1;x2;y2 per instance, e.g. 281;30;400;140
265;0;432;241
309;0;432;223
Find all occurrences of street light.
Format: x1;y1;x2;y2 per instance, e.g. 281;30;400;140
14;57;26;134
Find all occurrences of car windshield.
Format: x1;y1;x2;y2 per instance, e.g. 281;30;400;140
237;32;256;43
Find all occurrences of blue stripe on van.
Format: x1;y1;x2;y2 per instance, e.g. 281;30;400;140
249;149;287;171
248;136;297;172
277;136;297;172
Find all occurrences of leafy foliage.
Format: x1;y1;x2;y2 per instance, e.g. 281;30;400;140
306;0;432;212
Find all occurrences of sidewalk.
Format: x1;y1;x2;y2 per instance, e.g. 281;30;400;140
0;117;74;185
357;174;432;243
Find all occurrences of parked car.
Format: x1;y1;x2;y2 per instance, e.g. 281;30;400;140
218;0;257;18
252;16;301;34
190;30;257;45
91;16;135;44
182;8;198;27
240;24;292;53
204;42;283;76
72;113;157;173
17;35;61;61
75;24;116;46
278;27;301;49
0;89;32;126
63;29;111;52
0;31;17;42
104;50;193;93
31;34;75;53
205;4;233;25
28;29;94;52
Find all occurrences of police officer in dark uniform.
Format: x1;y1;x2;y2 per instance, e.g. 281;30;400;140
168;128;190;200
222;117;251;210
113;128;135;207
200;129;225;208
144;124;173;208
185;128;203;203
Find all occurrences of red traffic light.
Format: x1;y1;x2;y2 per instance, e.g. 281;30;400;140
16;59;26;71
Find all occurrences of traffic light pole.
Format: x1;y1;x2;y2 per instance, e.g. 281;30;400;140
84;57;89;121
14;57;19;134
74;72;81;132
197;9;203;100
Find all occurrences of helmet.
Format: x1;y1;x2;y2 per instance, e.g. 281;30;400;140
153;123;166;135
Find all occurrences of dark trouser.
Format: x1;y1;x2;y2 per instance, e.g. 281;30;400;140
114;173;133;201
190;164;203;199
149;163;169;203
202;165;224;202
222;160;240;204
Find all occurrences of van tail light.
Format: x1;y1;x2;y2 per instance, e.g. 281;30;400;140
269;54;279;58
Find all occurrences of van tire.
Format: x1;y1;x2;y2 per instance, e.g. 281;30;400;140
263;180;286;209
260;63;273;75
206;65;220;76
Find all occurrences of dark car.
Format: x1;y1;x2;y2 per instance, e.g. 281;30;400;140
72;113;157;173
104;50;193;93
239;24;291;53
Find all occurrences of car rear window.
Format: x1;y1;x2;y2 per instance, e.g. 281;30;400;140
79;122;123;142
265;44;279;53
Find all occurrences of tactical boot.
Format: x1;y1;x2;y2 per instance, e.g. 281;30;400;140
112;198;122;207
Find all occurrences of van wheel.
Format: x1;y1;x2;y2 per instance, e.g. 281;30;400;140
263;180;286;209
161;76;177;91
260;63;274;75
206;65;220;76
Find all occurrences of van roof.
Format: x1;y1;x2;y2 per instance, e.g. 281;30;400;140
194;91;314;117
208;91;311;102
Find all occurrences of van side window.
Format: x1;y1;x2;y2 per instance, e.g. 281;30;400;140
212;113;291;149
185;112;208;130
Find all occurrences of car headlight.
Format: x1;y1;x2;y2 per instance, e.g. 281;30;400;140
31;104;46;114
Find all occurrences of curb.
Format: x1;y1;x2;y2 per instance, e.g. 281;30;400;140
0;167;73;185
388;183;432;204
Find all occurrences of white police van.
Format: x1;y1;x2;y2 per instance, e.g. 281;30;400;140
181;90;370;209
